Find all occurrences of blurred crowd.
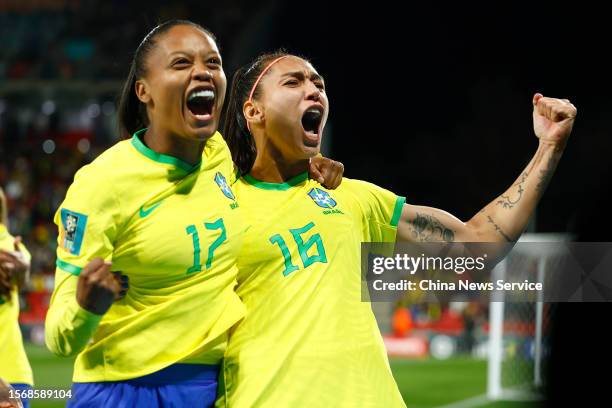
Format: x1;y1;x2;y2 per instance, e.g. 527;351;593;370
0;0;257;81
1;0;263;297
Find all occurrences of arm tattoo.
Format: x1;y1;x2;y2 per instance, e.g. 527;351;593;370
536;156;559;193
407;212;456;242
487;215;513;242
496;172;527;209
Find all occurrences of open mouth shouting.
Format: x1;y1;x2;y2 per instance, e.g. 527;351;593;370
301;104;324;147
186;86;216;125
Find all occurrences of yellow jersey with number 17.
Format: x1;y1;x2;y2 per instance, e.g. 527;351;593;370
0;224;33;386
221;173;406;407
46;129;245;382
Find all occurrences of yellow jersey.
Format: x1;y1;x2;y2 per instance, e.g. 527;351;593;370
45;130;246;382
220;173;406;407
0;223;33;385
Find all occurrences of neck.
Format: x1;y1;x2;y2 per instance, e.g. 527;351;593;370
143;125;206;166
250;140;309;183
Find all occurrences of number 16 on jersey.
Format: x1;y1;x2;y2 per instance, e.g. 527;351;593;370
270;221;327;277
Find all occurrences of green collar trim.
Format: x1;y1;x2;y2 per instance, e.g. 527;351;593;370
131;129;201;173
243;172;309;191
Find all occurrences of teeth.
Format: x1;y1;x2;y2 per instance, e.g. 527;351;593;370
306;108;322;115
188;89;215;101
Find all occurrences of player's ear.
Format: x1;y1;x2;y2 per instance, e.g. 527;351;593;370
244;99;264;126
135;79;151;104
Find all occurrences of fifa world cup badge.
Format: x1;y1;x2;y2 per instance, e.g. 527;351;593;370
60;209;88;255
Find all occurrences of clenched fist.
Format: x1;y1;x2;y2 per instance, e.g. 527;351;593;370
0;237;29;299
76;258;127;315
533;93;577;148
309;155;344;189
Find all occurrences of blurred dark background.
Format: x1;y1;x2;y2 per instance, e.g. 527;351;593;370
1;1;610;406
2;1;609;265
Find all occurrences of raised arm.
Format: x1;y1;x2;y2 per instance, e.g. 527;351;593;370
397;93;577;243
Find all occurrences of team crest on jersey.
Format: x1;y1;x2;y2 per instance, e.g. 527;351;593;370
60;209;88;255
214;172;236;201
308;188;337;208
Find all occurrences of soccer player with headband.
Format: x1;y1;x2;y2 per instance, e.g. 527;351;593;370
219;51;577;407
44;21;342;408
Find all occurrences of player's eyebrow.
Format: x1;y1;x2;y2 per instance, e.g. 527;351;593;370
280;71;325;83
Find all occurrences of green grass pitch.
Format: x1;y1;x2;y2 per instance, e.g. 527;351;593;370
24;344;541;408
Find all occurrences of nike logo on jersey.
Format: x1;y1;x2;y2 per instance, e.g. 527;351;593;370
139;201;163;218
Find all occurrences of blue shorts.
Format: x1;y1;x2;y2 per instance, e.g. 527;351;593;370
10;383;32;408
67;364;219;408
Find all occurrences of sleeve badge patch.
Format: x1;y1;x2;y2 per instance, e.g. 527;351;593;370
59;209;88;255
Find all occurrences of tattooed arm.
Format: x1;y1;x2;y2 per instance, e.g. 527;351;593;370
397;93;577;243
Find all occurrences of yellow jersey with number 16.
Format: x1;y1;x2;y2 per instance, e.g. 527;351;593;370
221;173;406;407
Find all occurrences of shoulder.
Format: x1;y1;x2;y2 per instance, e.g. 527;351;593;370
72;140;134;190
202;132;233;174
72;139;133;185
338;177;374;190
336;177;390;197
205;132;231;160
206;131;228;151
0;224;14;249
0;225;29;259
62;140;135;210
336;177;404;218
